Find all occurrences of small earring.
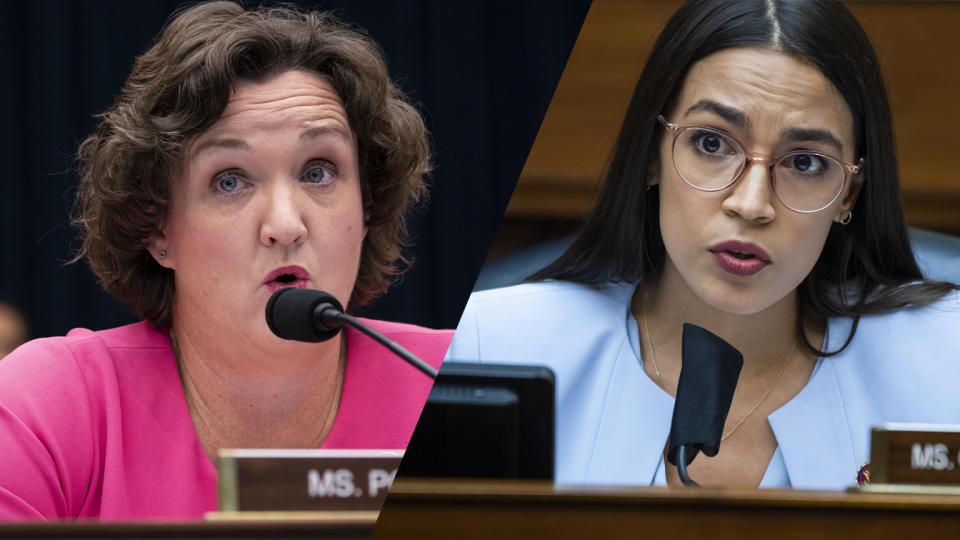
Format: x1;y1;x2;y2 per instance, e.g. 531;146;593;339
159;249;167;260
839;210;852;225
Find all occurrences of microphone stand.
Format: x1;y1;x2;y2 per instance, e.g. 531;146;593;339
675;446;699;486
666;323;743;487
266;287;439;379
314;305;439;379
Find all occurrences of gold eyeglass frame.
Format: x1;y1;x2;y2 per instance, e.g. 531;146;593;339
657;115;863;214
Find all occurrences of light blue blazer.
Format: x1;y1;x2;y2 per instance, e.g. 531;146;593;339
446;281;960;490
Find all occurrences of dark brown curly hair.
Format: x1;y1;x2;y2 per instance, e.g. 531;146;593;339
73;1;430;327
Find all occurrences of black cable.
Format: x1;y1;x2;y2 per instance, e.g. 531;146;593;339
676;445;699;486
333;312;439;379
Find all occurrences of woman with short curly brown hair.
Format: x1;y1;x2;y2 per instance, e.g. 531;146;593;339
75;1;429;325
0;1;450;520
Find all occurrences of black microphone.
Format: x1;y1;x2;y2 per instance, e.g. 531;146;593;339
666;323;743;486
265;288;342;343
265;287;438;379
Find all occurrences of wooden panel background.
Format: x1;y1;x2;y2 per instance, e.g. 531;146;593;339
492;0;960;260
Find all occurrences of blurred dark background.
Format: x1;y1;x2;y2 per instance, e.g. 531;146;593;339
0;0;591;339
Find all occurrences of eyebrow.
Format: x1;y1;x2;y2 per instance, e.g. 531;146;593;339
780;127;844;153
299;125;352;142
190;124;353;159
190;137;250;158
683;100;750;129
683;99;845;154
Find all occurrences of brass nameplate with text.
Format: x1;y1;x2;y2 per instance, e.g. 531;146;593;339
870;424;960;485
217;449;403;512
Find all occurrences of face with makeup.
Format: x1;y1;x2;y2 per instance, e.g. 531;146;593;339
653;47;861;316
151;70;366;349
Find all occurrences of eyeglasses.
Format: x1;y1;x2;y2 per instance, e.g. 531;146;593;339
657;115;863;213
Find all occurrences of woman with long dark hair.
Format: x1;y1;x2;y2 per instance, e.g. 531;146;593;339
448;0;959;489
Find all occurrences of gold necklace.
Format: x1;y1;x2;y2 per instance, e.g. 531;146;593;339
639;301;662;377
318;340;347;444
718;338;795;441
170;328;345;448
638;293;798;441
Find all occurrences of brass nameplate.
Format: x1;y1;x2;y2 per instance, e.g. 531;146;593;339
870;424;960;485
217;449;403;512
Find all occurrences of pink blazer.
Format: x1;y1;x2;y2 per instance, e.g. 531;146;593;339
0;320;450;520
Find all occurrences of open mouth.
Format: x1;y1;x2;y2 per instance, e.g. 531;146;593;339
708;241;771;264
707;241;770;277
273;273;297;284
727;250;756;260
263;266;310;292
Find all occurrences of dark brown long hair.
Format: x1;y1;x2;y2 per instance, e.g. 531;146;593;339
531;0;957;355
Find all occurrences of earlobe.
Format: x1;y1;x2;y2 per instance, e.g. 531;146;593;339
836;208;853;225
147;235;174;269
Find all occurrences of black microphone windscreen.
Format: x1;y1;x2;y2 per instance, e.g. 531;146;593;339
265;288;343;343
667;323;743;466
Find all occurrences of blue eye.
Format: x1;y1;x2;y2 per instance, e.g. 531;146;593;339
303;165;334;184
216;175;242;193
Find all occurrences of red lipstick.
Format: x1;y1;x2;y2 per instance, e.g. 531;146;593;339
263;266;310;294
708;241;771;277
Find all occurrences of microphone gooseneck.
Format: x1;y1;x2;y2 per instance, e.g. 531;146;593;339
265;288;438;379
676;446;697;486
666;323;743;487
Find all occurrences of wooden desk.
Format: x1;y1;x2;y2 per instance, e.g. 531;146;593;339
374;479;960;539
0;516;373;539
